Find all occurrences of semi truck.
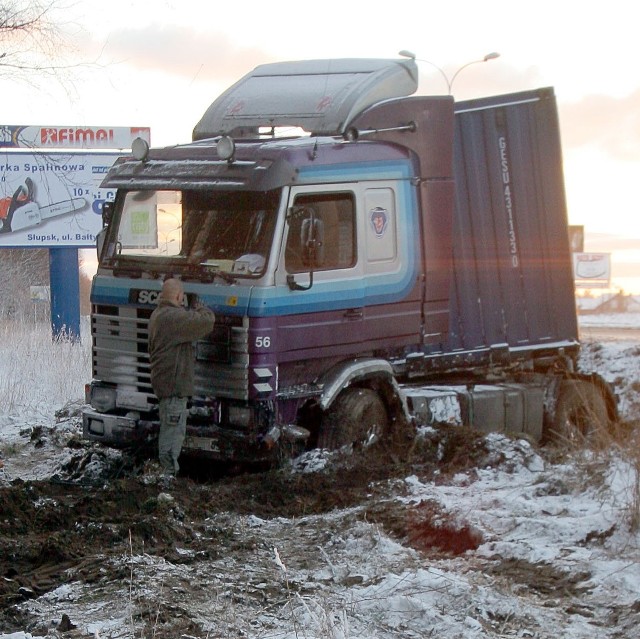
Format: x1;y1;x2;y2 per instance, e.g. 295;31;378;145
82;57;616;462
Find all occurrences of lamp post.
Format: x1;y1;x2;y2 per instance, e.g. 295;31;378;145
399;50;500;94
158;208;182;255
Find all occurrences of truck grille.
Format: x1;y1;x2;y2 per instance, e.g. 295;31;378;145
194;317;249;399
91;305;249;405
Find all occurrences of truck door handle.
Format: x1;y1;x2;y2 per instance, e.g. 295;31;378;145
344;308;363;320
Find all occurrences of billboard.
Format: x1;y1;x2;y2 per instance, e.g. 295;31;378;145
0;150;122;248
573;252;611;288
0;125;150;150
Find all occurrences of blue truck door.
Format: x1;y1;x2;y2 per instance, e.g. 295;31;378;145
273;187;365;365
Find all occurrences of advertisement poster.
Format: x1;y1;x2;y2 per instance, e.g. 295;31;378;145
0;125;150;150
0;150;122;248
573;252;611;288
119;192;159;249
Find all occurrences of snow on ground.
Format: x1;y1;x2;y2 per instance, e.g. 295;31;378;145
579;312;640;328
1;317;640;638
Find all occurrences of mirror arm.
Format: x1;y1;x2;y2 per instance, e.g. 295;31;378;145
96;228;106;261
287;271;314;291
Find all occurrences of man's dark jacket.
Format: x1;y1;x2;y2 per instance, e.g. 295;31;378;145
148;300;215;399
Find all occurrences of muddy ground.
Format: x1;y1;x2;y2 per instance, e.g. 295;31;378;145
0;424;519;636
1;419;638;638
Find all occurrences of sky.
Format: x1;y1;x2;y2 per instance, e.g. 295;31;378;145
1;0;639;290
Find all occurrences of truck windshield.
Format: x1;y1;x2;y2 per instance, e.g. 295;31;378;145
102;189;279;277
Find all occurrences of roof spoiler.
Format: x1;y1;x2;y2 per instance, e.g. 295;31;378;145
192;57;418;141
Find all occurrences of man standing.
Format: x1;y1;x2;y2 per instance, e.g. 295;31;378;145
148;278;215;476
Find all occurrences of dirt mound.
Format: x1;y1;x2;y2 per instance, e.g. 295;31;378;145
0;424;547;636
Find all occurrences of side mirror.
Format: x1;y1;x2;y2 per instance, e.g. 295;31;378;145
102;201;114;227
286;205;324;291
301;215;325;267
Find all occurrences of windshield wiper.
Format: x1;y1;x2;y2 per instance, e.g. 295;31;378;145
182;263;236;284
112;265;142;278
213;269;236;284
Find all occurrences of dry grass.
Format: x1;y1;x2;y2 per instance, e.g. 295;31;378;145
0;319;90;417
545;386;640;533
625;429;640;532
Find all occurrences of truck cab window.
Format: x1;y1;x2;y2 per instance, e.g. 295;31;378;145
285;193;356;273
105;189;279;277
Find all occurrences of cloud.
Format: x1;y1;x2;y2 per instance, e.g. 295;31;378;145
100;23;274;85
585;232;640;252
559;91;640;161
79;26;640;166
420;60;640;164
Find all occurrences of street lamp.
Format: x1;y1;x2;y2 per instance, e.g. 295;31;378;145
158;207;182;254
399;50;500;94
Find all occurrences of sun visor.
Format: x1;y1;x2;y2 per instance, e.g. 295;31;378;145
193;58;418;140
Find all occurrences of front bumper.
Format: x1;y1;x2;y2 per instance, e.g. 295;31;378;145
83;408;276;462
83;409;310;462
83;408;158;446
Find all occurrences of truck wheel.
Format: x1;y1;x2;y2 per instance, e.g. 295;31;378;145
548;379;609;445
318;388;389;450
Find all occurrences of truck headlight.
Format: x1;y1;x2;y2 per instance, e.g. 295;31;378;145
91;385;117;413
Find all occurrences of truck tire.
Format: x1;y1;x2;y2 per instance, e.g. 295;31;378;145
548;379;609;445
318;388;389;450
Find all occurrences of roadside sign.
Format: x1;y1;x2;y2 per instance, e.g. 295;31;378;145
0;125;150;150
0;150;121;248
573;252;611;288
30;285;50;302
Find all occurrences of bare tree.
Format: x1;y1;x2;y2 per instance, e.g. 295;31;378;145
0;248;50;320
0;2;92;322
0;249;93;322
0;1;72;81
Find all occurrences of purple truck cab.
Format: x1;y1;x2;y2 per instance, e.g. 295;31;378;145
83;59;616;462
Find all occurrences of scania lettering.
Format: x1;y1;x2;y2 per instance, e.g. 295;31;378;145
135;290;160;306
82;58;616;463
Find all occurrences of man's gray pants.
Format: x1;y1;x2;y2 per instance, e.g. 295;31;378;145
158;396;188;474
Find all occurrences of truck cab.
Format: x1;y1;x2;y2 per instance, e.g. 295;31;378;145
83;58;453;461
83;57;616;462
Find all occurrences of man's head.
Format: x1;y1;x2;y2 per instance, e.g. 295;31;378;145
160;278;184;306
